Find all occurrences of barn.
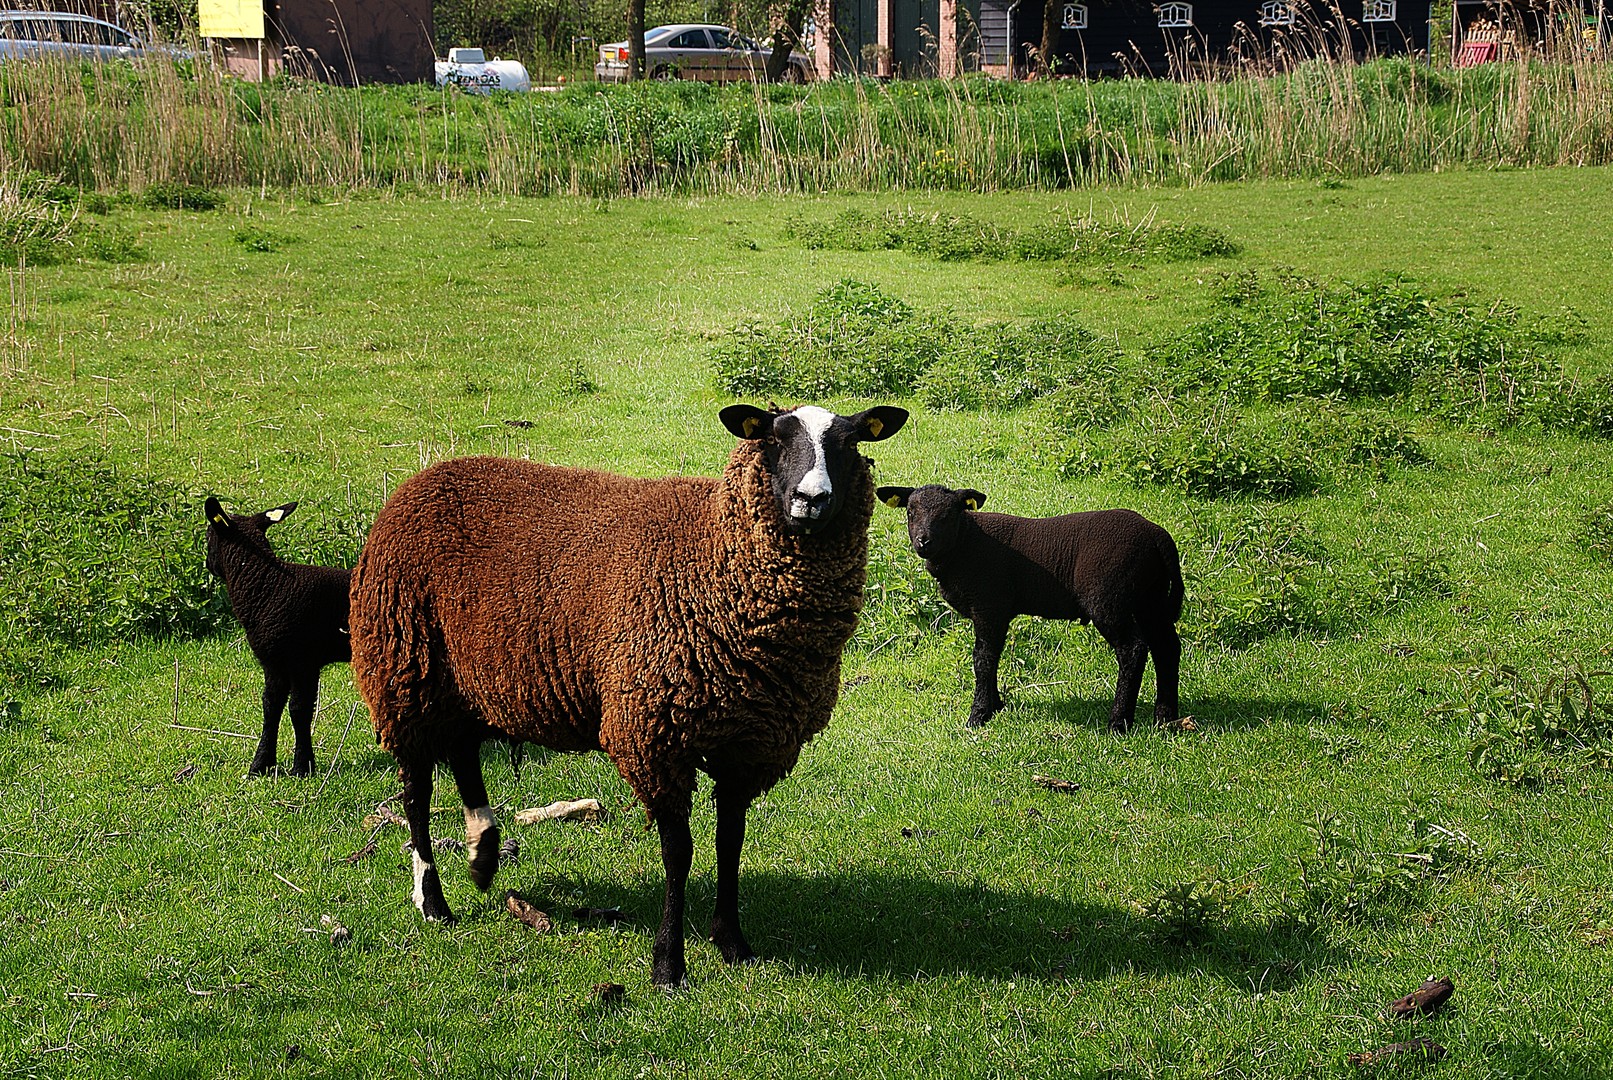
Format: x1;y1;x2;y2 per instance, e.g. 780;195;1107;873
199;0;433;83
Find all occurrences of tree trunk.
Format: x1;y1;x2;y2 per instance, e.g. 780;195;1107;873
1039;0;1060;76
627;0;646;79
765;0;811;81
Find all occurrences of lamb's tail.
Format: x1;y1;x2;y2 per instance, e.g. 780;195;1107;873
1160;533;1186;625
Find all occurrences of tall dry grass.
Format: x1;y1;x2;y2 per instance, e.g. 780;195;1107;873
0;4;1610;198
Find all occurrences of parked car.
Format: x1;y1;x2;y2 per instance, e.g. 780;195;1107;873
0;10;182;62
595;24;813;84
435;47;531;93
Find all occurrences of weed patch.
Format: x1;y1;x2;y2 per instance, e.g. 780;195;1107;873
1162;271;1592;434
1181;507;1450;648
1578;500;1613;563
785;209;1239;264
1450;662;1613;786
137;182;226;211
712;279;1109;408
1063;401;1432;499
232;224;295;252
1297;815;1477;925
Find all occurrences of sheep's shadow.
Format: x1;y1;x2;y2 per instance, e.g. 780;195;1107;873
1023;692;1317;733
537;868;1345;989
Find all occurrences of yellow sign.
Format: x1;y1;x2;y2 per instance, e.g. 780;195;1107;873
199;0;264;39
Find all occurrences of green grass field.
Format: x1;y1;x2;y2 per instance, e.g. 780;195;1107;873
1;166;1611;1078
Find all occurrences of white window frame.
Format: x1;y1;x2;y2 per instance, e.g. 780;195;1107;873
1259;0;1296;26
1362;0;1396;21
1062;3;1088;29
1156;2;1193;28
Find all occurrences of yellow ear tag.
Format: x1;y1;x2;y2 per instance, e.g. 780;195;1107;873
742;416;760;438
964;499;979;511
883;494;903;507
265;509;286;523
210;513;229;526
867;417;884;438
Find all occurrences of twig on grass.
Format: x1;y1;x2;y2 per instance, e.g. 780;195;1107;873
273;871;305;894
168;723;256;742
312;702;361;803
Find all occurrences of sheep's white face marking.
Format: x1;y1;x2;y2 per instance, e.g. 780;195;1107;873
464;805;496;863
789;406;837;523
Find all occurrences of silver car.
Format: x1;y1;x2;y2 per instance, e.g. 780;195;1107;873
0;10;181;62
595;24;813;84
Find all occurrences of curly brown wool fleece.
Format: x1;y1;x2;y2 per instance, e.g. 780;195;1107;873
348;438;875;821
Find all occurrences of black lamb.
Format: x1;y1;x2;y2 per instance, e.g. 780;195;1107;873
877;484;1183;732
205;496;352;776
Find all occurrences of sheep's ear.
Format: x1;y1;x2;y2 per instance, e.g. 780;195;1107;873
262;502;298;526
720;404;773;440
876;486;914;508
960;489;986;512
853;406;908;442
205;496;232;529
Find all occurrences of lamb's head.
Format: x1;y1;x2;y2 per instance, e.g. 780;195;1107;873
204;496;297;578
722;403;908;536
875;484;986;560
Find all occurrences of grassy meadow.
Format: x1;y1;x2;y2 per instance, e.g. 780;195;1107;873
1;166;1612;1077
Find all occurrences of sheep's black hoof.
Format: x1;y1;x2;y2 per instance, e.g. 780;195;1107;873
710;923;754;965
467;826;500;891
1108;717;1133;735
652;961;688;989
246;758;276;777
289;758;315;778
421;898;456;924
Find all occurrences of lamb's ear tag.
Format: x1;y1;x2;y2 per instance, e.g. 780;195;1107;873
882;493;903;507
866;416;884;439
742;416;761;438
209;512;230;528
964;498;979;511
264;508;288;523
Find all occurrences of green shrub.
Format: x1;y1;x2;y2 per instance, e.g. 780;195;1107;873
137;182;226;211
0;455;226;692
1164;271;1577;422
233;224;295;253
784;209;1239;264
713;280;1108;408
1104;405;1322;500
918;320;1118;411
712;279;947;399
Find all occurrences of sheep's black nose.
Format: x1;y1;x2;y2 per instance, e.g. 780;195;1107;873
790;490;833;522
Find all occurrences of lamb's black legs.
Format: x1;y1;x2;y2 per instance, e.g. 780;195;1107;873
653;807;694;987
1148;623;1181;727
967;619;1009;727
449;745;500;892
1110;638;1149;734
400;757;453;923
249;673;290;776
286;673;320;777
709;781;756;966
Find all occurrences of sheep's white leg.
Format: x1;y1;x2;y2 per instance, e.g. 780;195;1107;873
450;747;500;892
464;805;500;891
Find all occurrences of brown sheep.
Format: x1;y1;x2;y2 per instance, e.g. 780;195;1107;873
349;403;907;986
877;484;1183;732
